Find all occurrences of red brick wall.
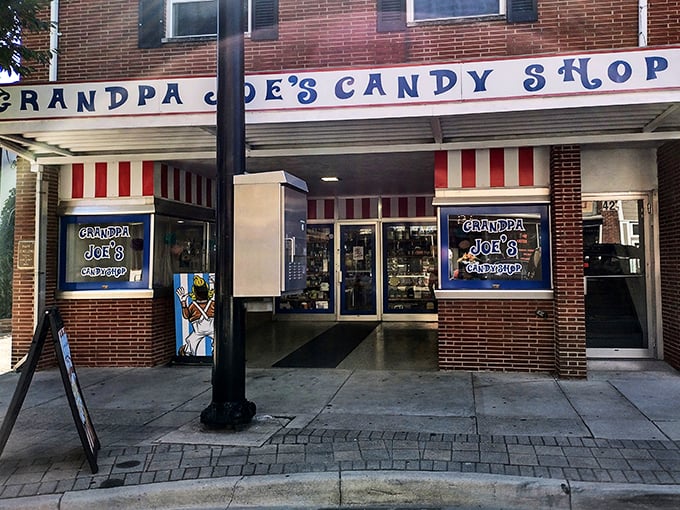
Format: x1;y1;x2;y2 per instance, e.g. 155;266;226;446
648;0;680;46
601;209;622;244
550;145;586;378
55;296;175;367
22;0;667;83
658;141;680;370
12;160;39;367
11;161;59;370
438;300;555;372
409;0;638;60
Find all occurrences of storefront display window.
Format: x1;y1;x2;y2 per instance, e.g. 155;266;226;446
439;204;551;290
59;215;151;290
153;216;214;288
384;223;437;313
278;225;334;313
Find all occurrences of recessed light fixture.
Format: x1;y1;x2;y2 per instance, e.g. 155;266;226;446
321;176;340;182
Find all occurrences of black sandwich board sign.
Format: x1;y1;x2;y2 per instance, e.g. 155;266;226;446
0;307;100;473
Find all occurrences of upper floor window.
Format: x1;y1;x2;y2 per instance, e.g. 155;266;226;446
408;0;506;22
167;0;251;38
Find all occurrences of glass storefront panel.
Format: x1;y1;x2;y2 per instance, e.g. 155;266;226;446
384;223;437;313
278;219;440;318
340;224;376;315
153;216;214;288
583;199;648;349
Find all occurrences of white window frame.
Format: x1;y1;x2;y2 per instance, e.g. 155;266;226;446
407;0;506;23
166;0;253;39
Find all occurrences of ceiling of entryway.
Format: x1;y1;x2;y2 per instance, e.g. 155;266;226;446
2;102;679;197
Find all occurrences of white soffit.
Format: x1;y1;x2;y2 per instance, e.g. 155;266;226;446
2;101;676;164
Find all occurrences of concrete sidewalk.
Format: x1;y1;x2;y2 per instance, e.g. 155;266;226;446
1;360;680;508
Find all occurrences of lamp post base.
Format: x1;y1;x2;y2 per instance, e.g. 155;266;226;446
200;400;256;429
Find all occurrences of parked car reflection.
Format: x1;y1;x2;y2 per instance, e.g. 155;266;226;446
584;243;642;276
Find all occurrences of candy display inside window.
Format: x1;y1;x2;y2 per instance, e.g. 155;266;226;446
438;204;551;291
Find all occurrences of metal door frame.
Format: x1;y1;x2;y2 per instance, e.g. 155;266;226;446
583;192;658;359
335;221;381;321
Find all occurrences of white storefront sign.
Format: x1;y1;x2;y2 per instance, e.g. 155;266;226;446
0;47;678;122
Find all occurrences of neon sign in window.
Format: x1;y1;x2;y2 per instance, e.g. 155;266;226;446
439;204;551;290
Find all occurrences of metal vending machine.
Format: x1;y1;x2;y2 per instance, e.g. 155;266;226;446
233;171;308;297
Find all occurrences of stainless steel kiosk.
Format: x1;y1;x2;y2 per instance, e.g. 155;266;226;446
233;171;308;297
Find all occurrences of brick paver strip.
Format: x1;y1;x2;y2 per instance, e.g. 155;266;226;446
1;427;679;500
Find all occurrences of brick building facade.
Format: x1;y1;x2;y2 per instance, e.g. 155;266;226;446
3;0;680;375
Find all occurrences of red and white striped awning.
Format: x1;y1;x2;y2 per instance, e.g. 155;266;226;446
59;161;215;208
381;196;435;218
434;147;549;190
307;195;435;220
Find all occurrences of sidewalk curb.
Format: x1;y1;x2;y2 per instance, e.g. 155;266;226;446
2;471;680;510
341;471;570;509
0;494;61;510
570;480;680;510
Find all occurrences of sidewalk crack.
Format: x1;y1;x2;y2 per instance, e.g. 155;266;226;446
608;381;671;442
224;475;244;509
556;378;593;438
561;479;573;510
308;369;355;427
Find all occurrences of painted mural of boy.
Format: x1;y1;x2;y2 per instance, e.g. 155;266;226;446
175;274;215;356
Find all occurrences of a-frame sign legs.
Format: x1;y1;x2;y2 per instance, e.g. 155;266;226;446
0;307;100;473
0;311;49;457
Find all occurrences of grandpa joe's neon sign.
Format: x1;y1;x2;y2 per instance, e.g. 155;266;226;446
0;47;678;120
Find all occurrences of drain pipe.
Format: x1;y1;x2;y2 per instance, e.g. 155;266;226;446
638;0;648;47
31;162;47;332
49;0;59;81
36;0;58;328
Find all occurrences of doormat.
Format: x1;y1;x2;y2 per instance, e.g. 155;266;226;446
272;322;378;368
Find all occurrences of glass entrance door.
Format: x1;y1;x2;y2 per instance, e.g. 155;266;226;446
339;224;377;316
583;198;650;354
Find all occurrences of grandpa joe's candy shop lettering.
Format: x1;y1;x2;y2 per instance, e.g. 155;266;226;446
78;225;131;279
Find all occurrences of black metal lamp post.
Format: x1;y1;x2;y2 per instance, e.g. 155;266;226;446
200;0;256;429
